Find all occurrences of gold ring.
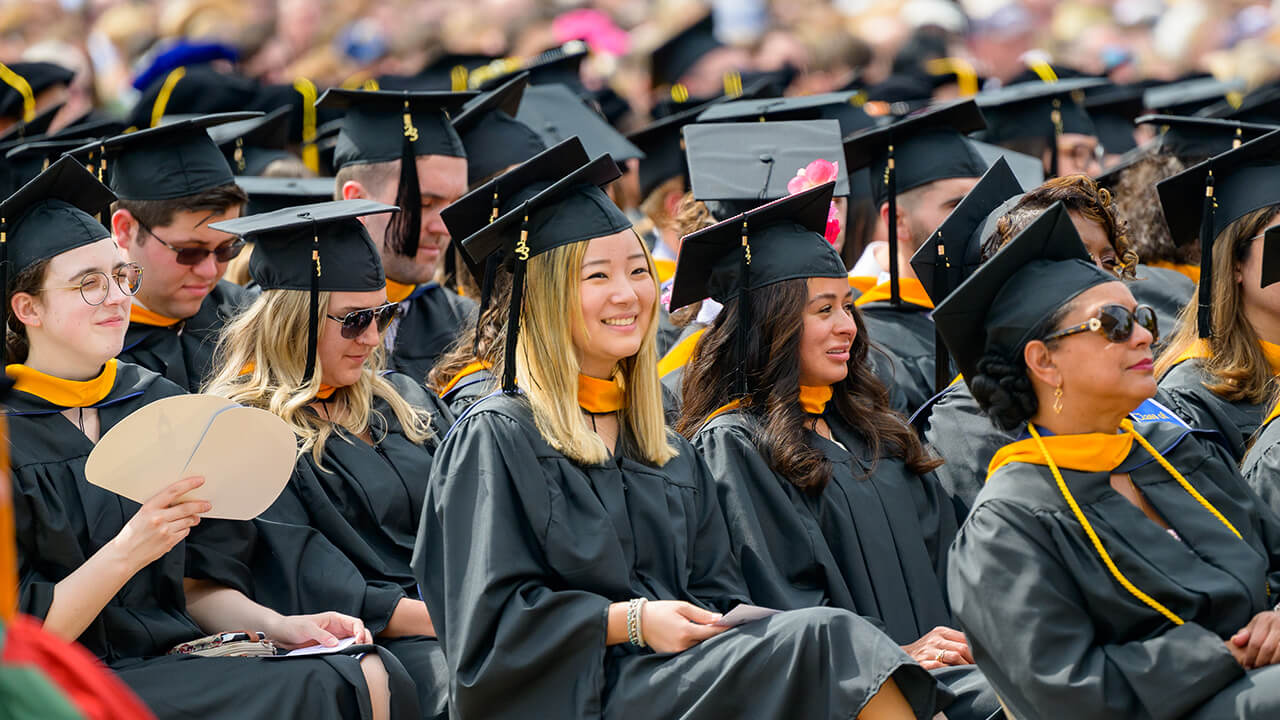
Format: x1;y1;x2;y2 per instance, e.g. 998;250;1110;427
935;650;946;663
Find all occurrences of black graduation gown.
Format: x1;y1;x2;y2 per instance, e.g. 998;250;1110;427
387;283;476;383
655;305;682;357
117;280;248;392
9;362;411;719
950;421;1280;720
259;372;454;719
860;302;937;415
693;408;998;720
913;382;1012;513
413;392;940;720
1241;415;1280;517
1128;264;1193;349
439;367;495;418
1157;358;1266;460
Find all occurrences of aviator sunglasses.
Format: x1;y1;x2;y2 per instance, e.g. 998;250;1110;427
1042;304;1159;345
135;218;245;266
326;302;399;339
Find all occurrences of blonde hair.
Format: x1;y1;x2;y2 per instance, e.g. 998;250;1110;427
1156;205;1280;403
497;235;678;466
203;289;434;465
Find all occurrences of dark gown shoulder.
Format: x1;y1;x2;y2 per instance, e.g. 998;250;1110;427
859;304;936;414
389;284;476;383
914;381;1011;513
118;280;249;392
1156;358;1265;460
1127;264;1192;349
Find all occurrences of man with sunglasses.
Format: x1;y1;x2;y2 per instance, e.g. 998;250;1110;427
88;113;254;392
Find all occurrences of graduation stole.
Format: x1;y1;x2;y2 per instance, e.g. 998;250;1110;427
1147;260;1200;285
438;360;491;396
385;280;417;304
848;274;878;294
854;276;934;309
657;327;706;379
799;385;833;415
128;302;182;328
578;373;625;414
1169;338;1280;376
652;257;676;284
239;362;336;400
6;359;117;407
989;419;1246;626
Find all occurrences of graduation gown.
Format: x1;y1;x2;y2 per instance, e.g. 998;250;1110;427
1157;358;1266;460
1241;413;1280;517
386;283;476;383
117;280;248;392
950;421;1280;720
1128;264;1193;348
693;408;998;720
438;365;495;418
413;392;940;720
857;284;939;415
914;382;1013;513
9;361;411;719
259;372;454;719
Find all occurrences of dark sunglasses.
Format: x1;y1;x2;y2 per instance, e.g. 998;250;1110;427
1043;304;1159;344
326;302;399;339
136;219;245;266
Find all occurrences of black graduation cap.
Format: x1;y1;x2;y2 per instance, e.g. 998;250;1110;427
458;152;632;391
208;199;398;382
236;176;335;215
451;73;546;187
626;101;709;200
49;112;126;142
3;137;89;196
670;181;845;395
1005;63;1092;87
0;101;64;144
685;119;850;203
71;112;257;201
911;157;1024;391
317;88;472;168
478;41;591;95
1085;86;1145;155
650;69;790;120
651;15;722;89
0;62;73;121
515;84;643;163
866;73;936;110
207;106;294;176
975;78;1106;174
1139;114;1278;159
843;99;988;306
415;53;500;91
694;91;876;138
1157;128;1280;338
1143;76;1245;117
0;156;116;363
126;66;261;130
933;202;1115;385
970;140;1044;189
1200;84;1280;125
314;118;343;176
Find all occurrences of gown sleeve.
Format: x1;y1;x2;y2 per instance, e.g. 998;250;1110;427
416;410;613;719
949;497;1245;720
678;436;754;613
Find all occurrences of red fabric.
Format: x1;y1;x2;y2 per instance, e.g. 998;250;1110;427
1;614;154;720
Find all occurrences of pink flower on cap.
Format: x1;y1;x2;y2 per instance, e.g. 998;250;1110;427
553;9;630;56
787;159;842;245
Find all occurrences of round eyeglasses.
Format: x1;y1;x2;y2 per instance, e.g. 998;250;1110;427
35;263;144;305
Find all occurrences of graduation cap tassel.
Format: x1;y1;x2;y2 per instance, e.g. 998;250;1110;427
1048;100;1063;180
502;214;531;394
933;233;950;393
736;219;751;398
386;98;422;258
1196;171;1216;339
304;224;321;382
1;220;7;366
886;144;901;307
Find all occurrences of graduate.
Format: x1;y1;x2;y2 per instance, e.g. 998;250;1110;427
1154;130;1280;460
940;201;1280;719
842;100;987;414
5;157;416;719
674;185;999;720
413;150;940;720
975;78;1107;178
82;114;254;393
322;88;478;382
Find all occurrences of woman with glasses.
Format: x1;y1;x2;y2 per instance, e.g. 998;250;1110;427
1154;132;1280;461
8;158;413;718
202;200;454;719
941;203;1280;719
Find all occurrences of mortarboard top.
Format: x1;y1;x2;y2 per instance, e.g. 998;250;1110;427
865;73;936;108
651;14;722;89
1005;63;1091;87
3;137;91;195
317;89;473;168
1084;86;1145;154
236;176;336;215
1142;76;1245;117
975;77;1106;144
0;62;73;120
1200;84;1280;126
1138;114;1278;159
627;100;713;200
515;84;643;164
452;73;546;187
209;199;398;382
476;42;590;95
50;113;126;142
694;90;875;137
0;101;64;144
72;112;257;201
458;152;632;392
207;106;294;176
126;66;261;130
1157;129;1280;337
685;119;850;203
933;202;1115;385
414;53;500;92
650;69;791;120
670;181;844;310
970;140;1043;190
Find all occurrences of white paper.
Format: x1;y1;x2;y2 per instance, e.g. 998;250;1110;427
712;604;782;628
270;636;360;658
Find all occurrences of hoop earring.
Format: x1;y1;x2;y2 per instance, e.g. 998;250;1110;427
1053;385;1064;414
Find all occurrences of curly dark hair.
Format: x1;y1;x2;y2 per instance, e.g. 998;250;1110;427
969;303;1074;432
1112;152;1197;265
676;277;941;493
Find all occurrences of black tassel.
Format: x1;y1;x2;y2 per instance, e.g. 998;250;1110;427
1047;100;1062;180
933;232;949;393
886;144;900;307
736;219;751;398
502;214;530;394
304;225;321;382
1;219;7;366
386;98;422;257
1196;171;1216;338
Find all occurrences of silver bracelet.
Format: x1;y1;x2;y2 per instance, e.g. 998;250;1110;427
626;598;648;648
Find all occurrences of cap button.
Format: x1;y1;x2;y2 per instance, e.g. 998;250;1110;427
758;153;773;162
